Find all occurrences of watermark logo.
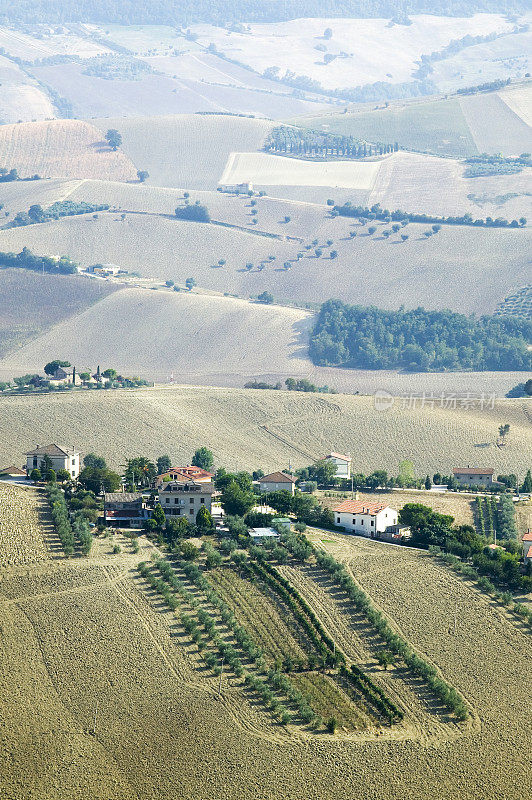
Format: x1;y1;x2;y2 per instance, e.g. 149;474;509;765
374;390;496;412
374;390;394;412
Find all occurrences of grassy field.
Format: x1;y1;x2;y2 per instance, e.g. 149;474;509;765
0;120;137;181
92;114;273;190
458;90;532;156
0;25;109;60
290;97;479;157
500;83;532;127
0;386;529;476
0;269;118;358
192;14;513;91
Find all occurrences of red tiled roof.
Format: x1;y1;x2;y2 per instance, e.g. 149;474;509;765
522;532;532;541
260;472;297;483
325;452;352;462
24;443;76;457
453;467;494;475
333;500;390;515
527;545;532;559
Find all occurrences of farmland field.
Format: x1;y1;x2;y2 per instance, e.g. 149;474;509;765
0;120;137;181
0;386;529;476
0;269;118;357
220;151;382;189
0;287;313;384
0;56;54;123
191;15;514;92
0;25;109;60
0;484;48;566
458;90;532;156
0;209;528;317
499;84;532;127
319;489;476;528
92;114;274;189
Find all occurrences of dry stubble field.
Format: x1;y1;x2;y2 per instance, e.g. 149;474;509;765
1;486;531;798
0;386;529;476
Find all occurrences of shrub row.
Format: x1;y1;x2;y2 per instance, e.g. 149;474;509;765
340;664;403;724
313;548;468;720
249;560;340;665
47;486;75;556
146;558;315;728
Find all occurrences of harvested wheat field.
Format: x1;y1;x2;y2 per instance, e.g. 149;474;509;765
220;151;382;189
0;288;312;382
92;114;273;189
0;507;531;798
0;387;529;476
0;269;119;358
0;120;137;181
0;483;48;566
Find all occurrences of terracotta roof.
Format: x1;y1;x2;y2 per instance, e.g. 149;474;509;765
325;452;352;462
156;466;213;483
25;444;77;457
522;532;532;541
453;467;494;475
333;500;390;515
260;472;297;483
0;465;26;475
527;545;532;559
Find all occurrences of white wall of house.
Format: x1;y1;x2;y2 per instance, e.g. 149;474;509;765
26;452;80;478
326;456;351;478
335;507;397;536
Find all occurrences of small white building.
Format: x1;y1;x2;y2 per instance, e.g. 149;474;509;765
48;366;81;387
250;527;281;544
333;500;398;537
25;444;80;478
453;467;494;487
259;472;297;495
324;452;352;478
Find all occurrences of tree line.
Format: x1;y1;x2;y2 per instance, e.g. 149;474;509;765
265;126;398;160
0;246;78;274
333;201;527;228
8;201;109;228
309;300;532;371
2;1;522;26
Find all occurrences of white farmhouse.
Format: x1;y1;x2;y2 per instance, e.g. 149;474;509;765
333;500;397;537
324;452;352;478
25;444;81;478
158;480;214;520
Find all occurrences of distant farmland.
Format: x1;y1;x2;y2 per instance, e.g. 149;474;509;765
92;114;274;189
0;120;137;181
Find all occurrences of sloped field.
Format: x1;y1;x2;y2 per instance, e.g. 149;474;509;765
0;288;312;384
0;210;528;317
0;120;137;181
0;269;118;358
0;387;529;476
0;484;48;566
92;114;274;189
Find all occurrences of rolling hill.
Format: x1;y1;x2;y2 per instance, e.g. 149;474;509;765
0;119;137;180
0;385;529;476
92;114;274;190
0;207;528;317
0;268;118;357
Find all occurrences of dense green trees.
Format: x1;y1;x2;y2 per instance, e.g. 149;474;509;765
175;203;210;222
192;447;214;472
310;300;532;371
0;247;78;275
